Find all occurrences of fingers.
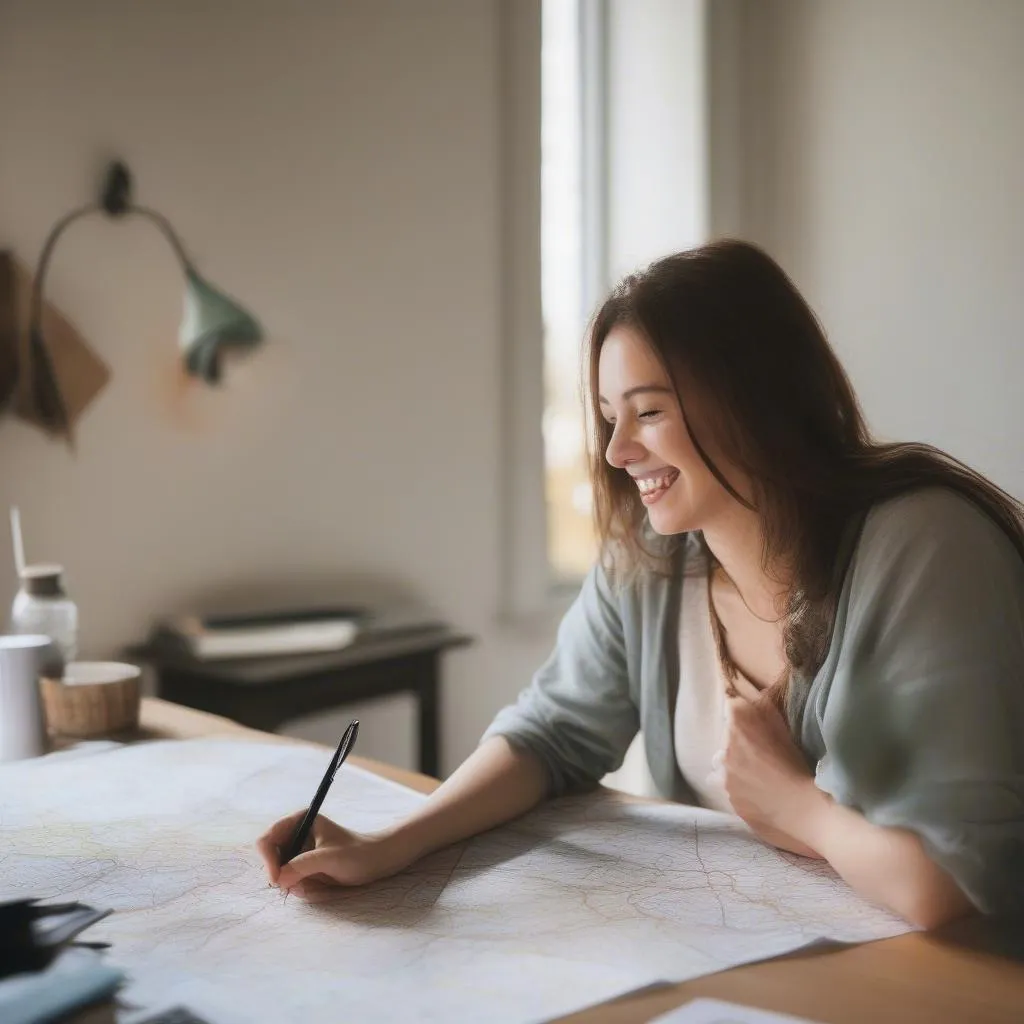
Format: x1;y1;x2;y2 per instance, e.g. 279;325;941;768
725;694;775;734
723;694;748;726
720;697;756;779
722;695;748;743
256;810;306;884
725;694;754;716
262;809;307;845
284;874;337;903
277;846;338;892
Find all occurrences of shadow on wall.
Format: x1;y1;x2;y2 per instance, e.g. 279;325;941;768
164;570;438;625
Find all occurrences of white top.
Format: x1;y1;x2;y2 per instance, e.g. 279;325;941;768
673;572;763;813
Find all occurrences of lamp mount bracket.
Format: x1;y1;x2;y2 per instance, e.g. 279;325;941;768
100;161;133;217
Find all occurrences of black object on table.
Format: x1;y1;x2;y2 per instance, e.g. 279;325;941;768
0;899;112;978
126;621;471;778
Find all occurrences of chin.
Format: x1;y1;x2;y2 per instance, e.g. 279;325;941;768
646;503;697;536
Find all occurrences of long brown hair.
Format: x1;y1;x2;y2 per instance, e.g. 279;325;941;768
585;239;1024;700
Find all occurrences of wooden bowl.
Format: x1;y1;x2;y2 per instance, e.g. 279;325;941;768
40;661;142;738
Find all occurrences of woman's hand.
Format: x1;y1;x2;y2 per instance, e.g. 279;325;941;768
257;811;420;896
717;694;829;858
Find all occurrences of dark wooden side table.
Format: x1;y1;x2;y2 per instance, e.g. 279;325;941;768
126;625;471;778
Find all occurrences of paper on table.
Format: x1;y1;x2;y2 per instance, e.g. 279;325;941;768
0;740;911;1024
650;997;826;1024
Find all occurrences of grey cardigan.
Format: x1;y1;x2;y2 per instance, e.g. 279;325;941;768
483;488;1024;916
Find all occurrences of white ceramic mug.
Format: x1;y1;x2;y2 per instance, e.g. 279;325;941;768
0;634;62;762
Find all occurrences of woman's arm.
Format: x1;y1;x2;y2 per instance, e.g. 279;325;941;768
719;695;974;929
261;736;549;891
787;785;974;930
813;490;1024;920
385;736;549;860
261;558;640;893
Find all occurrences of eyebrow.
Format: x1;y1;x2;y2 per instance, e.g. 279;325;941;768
597;384;675;405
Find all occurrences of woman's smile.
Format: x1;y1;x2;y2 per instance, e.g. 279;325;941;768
631;468;680;504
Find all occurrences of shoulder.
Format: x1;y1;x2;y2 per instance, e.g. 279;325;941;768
858;485;1020;565
848;485;1024;611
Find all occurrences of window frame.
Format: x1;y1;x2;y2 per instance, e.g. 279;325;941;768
499;0;712;626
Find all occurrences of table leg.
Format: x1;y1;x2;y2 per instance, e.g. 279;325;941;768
417;660;440;778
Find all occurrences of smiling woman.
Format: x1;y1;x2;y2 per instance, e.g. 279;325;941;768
597;338;720;537
259;240;1024;933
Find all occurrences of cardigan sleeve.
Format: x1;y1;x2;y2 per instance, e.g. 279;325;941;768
480;560;639;796
815;488;1024;916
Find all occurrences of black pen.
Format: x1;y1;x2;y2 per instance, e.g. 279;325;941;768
279;719;359;866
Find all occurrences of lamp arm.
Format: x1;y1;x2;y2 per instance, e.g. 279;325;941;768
28;203;100;336
28;200;195;342
130;206;194;276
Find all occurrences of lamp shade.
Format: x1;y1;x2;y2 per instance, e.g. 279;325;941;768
179;268;262;384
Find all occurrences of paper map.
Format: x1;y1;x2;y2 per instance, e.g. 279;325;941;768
0;740;911;1023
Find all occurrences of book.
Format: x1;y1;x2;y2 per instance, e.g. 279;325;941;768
165;607;364;660
0;948;124;1024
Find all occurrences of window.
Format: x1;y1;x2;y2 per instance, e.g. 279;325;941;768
540;0;708;586
534;0;710;796
504;0;708;619
541;0;605;582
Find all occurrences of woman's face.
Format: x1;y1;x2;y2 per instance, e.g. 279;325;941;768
598;326;735;535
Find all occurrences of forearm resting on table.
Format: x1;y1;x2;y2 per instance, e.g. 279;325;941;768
382;736;549;861
795;788;974;930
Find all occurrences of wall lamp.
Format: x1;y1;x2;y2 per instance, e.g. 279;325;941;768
27;160;263;435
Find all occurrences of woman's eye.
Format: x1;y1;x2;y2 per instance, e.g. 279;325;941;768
638;409;662;420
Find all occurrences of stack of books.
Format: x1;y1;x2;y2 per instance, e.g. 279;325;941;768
159;607;364;661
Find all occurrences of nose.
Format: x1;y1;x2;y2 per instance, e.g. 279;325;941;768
605;421;646;469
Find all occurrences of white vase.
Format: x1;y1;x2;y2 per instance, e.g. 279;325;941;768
0;634;61;761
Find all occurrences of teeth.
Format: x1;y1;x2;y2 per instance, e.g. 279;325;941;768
637;474;672;494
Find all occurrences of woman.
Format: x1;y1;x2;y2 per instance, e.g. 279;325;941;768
258;241;1024;928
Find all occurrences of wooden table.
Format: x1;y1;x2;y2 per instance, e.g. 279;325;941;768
83;699;1024;1024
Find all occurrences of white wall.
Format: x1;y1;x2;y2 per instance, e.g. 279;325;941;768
4;0;1019;784
609;0;1024;796
719;0;1024;500
607;0;708;281
0;0;554;772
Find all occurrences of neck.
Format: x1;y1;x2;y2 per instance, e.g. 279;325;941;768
701;505;789;620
